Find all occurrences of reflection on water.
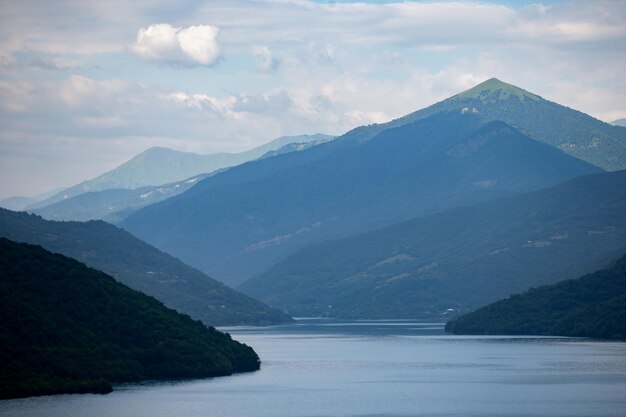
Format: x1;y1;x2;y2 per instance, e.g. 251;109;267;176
222;317;448;336
2;319;626;417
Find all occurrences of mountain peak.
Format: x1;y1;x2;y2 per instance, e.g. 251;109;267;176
454;78;541;102
139;146;195;157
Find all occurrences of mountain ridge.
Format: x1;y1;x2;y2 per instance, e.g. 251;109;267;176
454;78;541;102
239;170;626;319
397;78;626;171
0;208;292;326
612;118;626;127
31;137;334;223
340;78;626;171
31;173;215;223
27;134;333;210
121;111;601;286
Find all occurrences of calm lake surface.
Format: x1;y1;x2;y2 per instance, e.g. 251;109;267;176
2;319;626;417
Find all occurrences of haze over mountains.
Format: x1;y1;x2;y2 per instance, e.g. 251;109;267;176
3;0;626;404
0;209;291;326
241;170;626;318
30;136;332;223
3;77;624;347
31;173;214;223
0;188;63;212
121;79;604;287
27;134;333;211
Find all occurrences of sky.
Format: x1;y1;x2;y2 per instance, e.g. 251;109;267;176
0;0;625;199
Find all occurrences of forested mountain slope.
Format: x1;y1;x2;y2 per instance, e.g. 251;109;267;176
0;238;259;399
0;209;291;325
240;170;626;319
446;252;626;340
122;113;600;286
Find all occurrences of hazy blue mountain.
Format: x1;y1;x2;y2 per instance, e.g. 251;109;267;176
611;118;626;127
0;188;64;211
31;173;214;223
0;196;37;211
343;78;626;171
27;134;333;210
0;238;259;399
0;209;292;326
31;137;334;223
258;137;333;159
240;170;626;319
121;109;601;286
446;252;626;340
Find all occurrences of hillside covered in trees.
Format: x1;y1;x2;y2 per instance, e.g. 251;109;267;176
446;253;626;339
0;238;260;399
0;209;291;326
241;170;626;319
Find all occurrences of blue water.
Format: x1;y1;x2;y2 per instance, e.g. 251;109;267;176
2;319;626;417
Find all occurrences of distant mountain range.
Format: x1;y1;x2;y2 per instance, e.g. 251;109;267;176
27;134;333;211
121;80;604;286
0;196;38;211
15;78;622;331
240;170;626;319
446;251;626;340
0;238;259;399
31;173;214;223
611;118;626;127
30;137;331;223
0;208;291;326
0;188;63;211
258;139;330;159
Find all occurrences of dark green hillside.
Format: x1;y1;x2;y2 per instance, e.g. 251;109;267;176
446;253;626;340
0;209;292;326
122;112;600;286
240;170;626;319
0;238;259;399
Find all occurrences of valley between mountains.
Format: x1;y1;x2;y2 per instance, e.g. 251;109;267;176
3;78;626;399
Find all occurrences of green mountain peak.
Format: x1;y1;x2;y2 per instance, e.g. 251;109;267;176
454;78;541;102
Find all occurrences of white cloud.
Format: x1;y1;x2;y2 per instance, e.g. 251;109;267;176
234;91;292;113
0;81;37;113
164;92;241;119
59;76;133;109
1;0;626;198
25;58;80;71
177;25;221;65
345;110;389;125
310;42;334;65
134;23;221;66
252;45;279;72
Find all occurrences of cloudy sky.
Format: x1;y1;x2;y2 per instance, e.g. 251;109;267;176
0;0;625;198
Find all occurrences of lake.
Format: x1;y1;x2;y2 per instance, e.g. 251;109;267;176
2;319;626;417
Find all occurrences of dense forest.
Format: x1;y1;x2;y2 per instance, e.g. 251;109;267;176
446;252;626;339
0;238;260;399
0;208;292;326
